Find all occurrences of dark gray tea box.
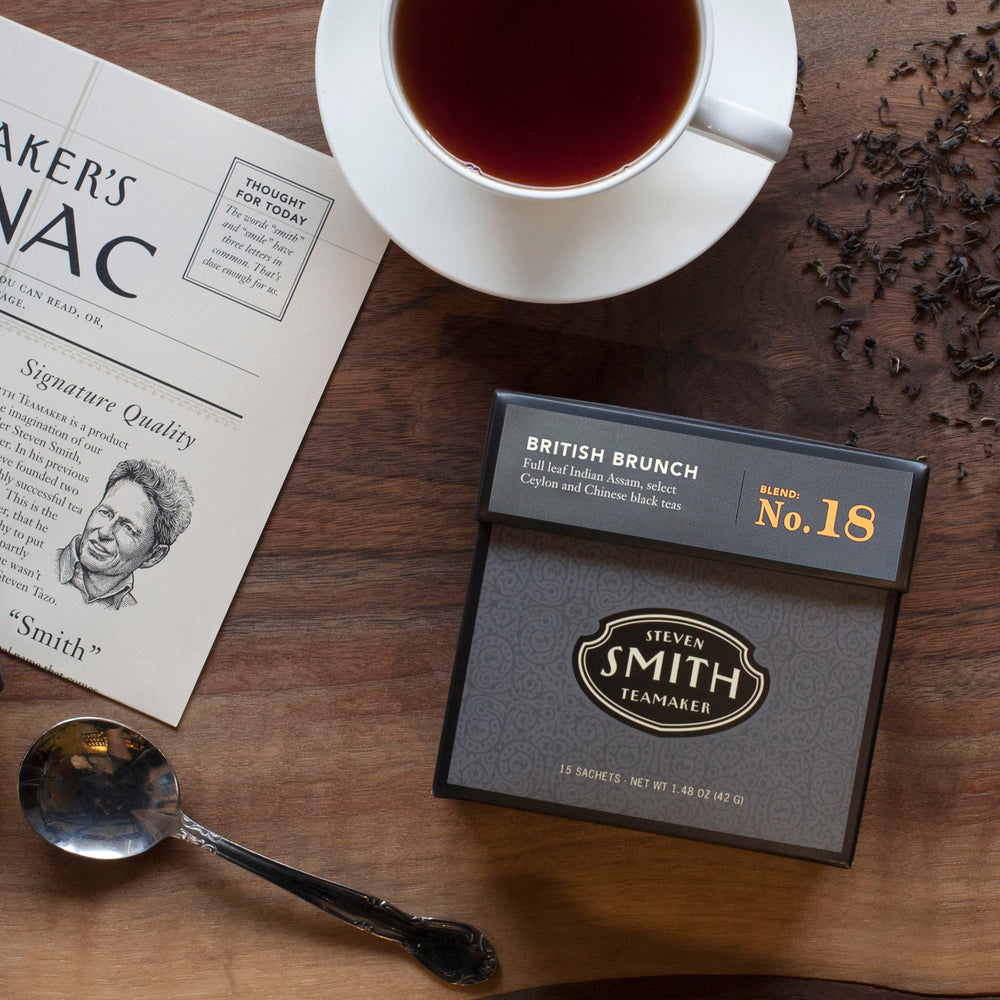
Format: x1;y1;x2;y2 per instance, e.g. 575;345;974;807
434;392;928;866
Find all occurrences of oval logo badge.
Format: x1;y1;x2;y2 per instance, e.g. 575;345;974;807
573;610;769;736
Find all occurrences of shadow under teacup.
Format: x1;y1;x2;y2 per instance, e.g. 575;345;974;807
380;0;793;201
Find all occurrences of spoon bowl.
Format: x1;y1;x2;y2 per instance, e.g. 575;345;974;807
20;717;181;859
19;718;497;986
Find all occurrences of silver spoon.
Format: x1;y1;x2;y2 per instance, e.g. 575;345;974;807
18;717;497;986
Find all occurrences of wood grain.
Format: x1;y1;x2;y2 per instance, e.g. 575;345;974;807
2;1;1000;998
494;979;1000;1000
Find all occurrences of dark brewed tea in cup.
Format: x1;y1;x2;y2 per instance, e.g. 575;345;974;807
390;0;701;189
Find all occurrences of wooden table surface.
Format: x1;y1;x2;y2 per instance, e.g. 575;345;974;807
2;1;999;998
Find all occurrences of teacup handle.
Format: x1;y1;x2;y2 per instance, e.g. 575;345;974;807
689;92;792;162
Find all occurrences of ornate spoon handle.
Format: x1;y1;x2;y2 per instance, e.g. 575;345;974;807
174;812;497;986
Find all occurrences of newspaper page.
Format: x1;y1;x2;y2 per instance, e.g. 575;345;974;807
0;17;388;724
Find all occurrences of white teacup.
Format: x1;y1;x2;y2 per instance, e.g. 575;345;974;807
380;0;792;201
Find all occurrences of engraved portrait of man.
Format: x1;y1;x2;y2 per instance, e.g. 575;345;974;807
57;458;194;610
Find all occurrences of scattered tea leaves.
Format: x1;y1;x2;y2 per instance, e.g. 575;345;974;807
800;6;1000;474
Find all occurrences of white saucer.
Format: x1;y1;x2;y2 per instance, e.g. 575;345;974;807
315;0;797;304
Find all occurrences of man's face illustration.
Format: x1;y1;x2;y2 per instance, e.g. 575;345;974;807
79;480;167;580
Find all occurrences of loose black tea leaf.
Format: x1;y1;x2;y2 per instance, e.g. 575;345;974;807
807;213;843;242
953;350;1000;376
831;264;860;295
795;56;808;111
829;317;863;359
818;145;859;187
878;95;899;126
